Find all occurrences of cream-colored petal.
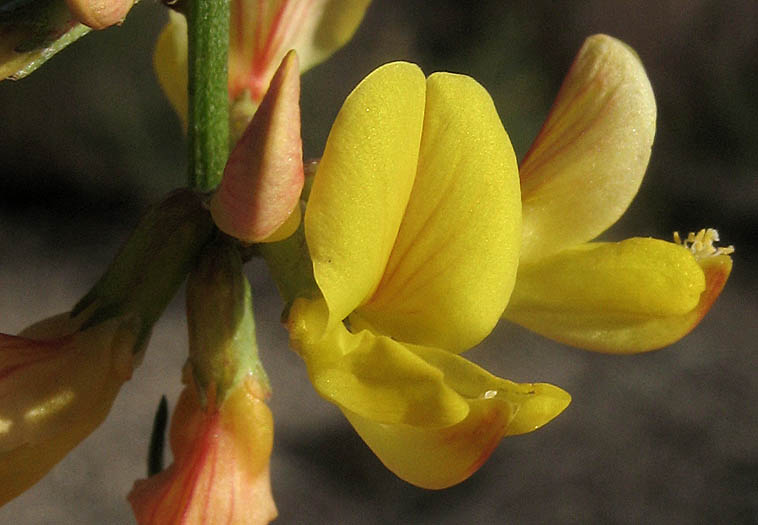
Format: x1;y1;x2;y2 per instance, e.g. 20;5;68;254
0;317;135;452
0;316;136;505
354;72;521;352
504;238;731;353
306;62;426;328
519;34;656;262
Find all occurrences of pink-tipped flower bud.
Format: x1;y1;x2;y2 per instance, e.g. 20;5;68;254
211;50;304;244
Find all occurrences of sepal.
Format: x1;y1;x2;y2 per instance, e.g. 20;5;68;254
186;239;269;402
73;190;214;347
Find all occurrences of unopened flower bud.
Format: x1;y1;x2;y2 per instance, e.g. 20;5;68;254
65;0;134;29
211;51;304;244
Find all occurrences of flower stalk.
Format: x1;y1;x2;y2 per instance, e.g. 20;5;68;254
187;0;230;191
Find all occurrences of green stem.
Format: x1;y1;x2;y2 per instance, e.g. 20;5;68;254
187;0;230;191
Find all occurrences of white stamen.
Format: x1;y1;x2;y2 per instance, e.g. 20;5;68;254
674;228;734;260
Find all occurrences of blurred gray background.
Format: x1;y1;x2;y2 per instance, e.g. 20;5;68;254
1;1;757;523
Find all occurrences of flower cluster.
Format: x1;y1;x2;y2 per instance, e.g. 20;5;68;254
0;0;734;521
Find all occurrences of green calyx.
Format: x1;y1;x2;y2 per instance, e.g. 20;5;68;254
186;237;269;403
73;189;215;350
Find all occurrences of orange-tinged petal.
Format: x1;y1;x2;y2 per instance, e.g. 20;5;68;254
129;378;277;525
211;51;304;243
0;315;135;452
343;399;512;490
504;237;732;353
0;376;123;505
306;62;426;330
405;344;571;438
352;72;521;352
519;34;656;262
341;358;569;489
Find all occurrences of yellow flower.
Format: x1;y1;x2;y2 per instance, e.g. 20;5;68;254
154;0;372;128
128;376;277;525
287;62;570;489
503;34;733;353
0;312;137;506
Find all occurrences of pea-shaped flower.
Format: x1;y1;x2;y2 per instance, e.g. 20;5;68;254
129;238;277;524
502;34;733;353
287;62;570;489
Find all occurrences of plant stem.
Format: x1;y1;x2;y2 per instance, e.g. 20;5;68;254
187;0;230;191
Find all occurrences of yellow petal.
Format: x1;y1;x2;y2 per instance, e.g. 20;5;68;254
343;399;511;489
352;72;521;352
504;238;732;353
153;11;189;130
406;344;571;437
519;34;656;262
306;62;426;329
211;51;304;243
341;344;569;489
288;298;469;427
229;0;371;101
